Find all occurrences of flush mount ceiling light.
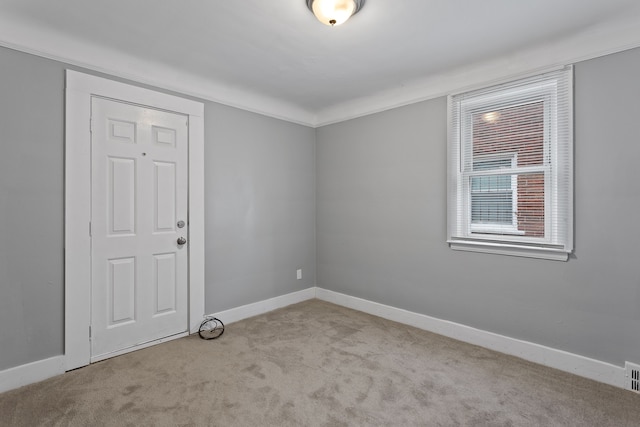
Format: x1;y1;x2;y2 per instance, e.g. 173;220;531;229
306;0;365;26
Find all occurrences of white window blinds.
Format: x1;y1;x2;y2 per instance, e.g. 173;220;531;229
447;67;573;260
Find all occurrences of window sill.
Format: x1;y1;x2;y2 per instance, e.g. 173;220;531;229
448;239;570;261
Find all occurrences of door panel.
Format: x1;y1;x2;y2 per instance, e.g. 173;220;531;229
91;97;189;361
108;257;136;326
153;252;177;315
154;161;176;232
109;157;136;235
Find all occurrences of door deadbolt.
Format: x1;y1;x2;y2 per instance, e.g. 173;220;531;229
177;237;187;245
177;220;185;228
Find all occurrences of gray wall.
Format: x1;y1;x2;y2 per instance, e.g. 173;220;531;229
316;47;640;367
204;104;316;312
2;40;639;374
0;46;316;371
0;48;65;370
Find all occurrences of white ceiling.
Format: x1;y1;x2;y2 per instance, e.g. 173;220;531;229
1;0;640;126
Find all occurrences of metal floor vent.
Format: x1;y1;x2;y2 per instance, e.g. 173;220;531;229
625;362;640;393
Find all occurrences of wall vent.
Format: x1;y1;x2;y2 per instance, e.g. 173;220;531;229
625;362;640;393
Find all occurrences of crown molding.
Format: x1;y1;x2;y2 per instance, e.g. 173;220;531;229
1;11;639;128
0;16;316;127
314;12;640;127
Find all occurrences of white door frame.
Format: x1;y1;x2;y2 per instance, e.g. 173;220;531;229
64;70;205;371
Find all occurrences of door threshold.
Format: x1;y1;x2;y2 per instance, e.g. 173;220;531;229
90;331;189;363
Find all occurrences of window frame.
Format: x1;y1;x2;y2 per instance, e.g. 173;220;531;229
447;68;573;261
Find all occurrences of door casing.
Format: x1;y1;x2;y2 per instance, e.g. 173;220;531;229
65;70;205;370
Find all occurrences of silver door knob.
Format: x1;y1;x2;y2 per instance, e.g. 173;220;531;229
177;237;187;245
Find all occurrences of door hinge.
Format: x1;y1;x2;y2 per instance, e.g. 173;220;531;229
89;326;92;340
89;222;92;236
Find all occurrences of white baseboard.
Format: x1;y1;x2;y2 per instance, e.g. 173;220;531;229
0;286;626;394
0;356;66;394
207;287;316;325
315;288;626;389
0;288;316;394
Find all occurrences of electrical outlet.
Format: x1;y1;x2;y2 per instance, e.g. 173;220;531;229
296;269;302;280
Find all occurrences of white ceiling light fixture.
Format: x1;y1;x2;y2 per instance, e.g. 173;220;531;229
306;0;366;27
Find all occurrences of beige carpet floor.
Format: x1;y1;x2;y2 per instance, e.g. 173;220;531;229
1;299;639;426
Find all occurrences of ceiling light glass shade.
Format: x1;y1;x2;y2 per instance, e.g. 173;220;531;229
306;0;365;26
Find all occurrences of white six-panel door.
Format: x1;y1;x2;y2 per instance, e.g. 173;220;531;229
90;97;189;361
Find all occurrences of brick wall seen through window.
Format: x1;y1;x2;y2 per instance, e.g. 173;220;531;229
472;102;545;237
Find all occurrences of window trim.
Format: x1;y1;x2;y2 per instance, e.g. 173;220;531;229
447;68;573;261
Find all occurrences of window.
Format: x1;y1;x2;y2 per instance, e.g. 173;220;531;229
447;68;573;261
470;155;519;234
